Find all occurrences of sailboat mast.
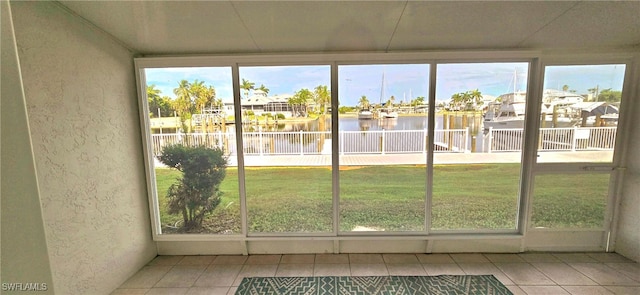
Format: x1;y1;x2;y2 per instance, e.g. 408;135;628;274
514;68;517;93
380;71;385;105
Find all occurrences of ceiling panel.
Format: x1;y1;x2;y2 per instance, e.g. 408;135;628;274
57;1;640;55
60;1;257;54
520;1;640;49
389;1;580;50
231;1;405;52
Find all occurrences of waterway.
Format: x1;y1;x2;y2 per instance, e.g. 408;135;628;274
245;115;482;132
240;115;486;152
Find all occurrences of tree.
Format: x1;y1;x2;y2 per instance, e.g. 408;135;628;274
358;95;370;109
158;144;227;231
450;93;464;110
190;80;217;112
190;80;206;112
597;88;622;102
147;84;162;117
155;96;175;117
257;84;270;94
449;90;483;111
468;89;483;110
290;88;312;117
313;85;331;115
588;86;600;100
413;96;425;111
173;80;194;132
562;84;570;92
241;78;255;99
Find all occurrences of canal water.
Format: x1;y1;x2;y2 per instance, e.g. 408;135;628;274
244;115;486;152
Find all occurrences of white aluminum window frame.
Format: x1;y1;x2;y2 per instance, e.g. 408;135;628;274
134;50;635;254
523;53;635;252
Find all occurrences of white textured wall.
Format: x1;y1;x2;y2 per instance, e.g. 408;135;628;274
1;1;54;293
10;1;157;294
616;58;640;262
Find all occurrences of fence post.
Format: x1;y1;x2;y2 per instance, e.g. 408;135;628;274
487;127;493;153
465;127;470;153
259;129;264;156
299;130;304;155
158;135;163;157
340;131;344;155
571;126;578;152
423;129;427;155
381;129;386;155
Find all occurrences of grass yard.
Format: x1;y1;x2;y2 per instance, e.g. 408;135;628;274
340;165;426;231
155;164;609;234
431;164;520;230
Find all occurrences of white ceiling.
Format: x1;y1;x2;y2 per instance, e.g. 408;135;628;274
58;1;640;55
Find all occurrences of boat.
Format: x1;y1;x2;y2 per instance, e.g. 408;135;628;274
568;101;619;127
483;90;586;129
357;108;374;120
379;108;398;119
376;72;398;119
483;91;527;129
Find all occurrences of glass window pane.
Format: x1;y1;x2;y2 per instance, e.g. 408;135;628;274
432;62;529;231
531;174;609;229
432;164;520;230
537;65;625;163
239;65;333;234
338;64;430;232
145;67;241;234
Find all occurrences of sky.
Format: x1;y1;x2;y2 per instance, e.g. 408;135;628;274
145;63;625;107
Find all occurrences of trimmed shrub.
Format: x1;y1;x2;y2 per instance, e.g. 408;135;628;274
158;144;227;230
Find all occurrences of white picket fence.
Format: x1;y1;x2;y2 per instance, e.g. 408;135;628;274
484;126;617;152
150;127;616;156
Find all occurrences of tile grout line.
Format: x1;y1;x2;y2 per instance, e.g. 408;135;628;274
118;254;638;292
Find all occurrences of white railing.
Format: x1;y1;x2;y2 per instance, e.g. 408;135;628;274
434;128;469;153
150;126;615;156
484;126;617;153
150;129;469;156
243;131;331;155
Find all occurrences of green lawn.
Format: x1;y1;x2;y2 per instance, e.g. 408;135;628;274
155;164;608;234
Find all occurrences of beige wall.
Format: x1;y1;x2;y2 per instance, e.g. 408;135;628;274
8;1;156;293
1;1;55;293
615;56;640;262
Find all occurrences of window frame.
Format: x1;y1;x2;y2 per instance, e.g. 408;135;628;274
523;55;635;251
134;50;634;254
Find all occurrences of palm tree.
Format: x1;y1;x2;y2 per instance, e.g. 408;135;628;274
291;88;312;117
158;96;175;117
206;86;218;108
562;84;570;92
257;84;269;94
413;96;425;111
450;93;464;110
173;80;193;132
358;95;370;109
241;78;255;99
147;84;162;117
314;85;330;114
190;80;207;112
470;89;483;109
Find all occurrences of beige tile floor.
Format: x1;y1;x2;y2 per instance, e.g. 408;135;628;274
112;253;639;295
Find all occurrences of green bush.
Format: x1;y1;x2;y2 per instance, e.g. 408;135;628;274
276;113;286;119
158;144;227;230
